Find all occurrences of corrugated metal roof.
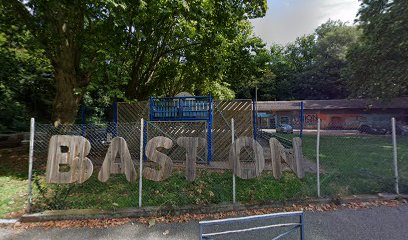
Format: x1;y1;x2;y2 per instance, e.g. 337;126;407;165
257;97;408;111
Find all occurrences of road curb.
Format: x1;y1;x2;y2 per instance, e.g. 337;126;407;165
20;193;408;223
0;219;18;224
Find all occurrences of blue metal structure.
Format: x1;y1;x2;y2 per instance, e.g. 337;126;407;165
199;211;304;240
149;95;213;162
81;105;86;136
150;96;211;121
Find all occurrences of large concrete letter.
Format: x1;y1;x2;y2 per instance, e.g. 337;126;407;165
229;137;265;179
176;137;206;181
46;135;93;184
98;137;137;183
269;138;283;179
143;136;173;181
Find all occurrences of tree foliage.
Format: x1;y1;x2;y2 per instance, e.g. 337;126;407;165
269;20;360;100
0;10;53;131
2;0;407;130
346;0;408;98
2;0;267;125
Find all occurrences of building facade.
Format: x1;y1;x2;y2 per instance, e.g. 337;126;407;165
257;98;408;130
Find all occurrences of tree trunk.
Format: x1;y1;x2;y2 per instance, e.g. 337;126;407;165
6;0;89;125
52;68;85;126
49;2;87;126
125;56;162;100
125;64;141;100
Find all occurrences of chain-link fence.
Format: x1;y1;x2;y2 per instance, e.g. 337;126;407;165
316;123;394;197
396;133;408;193
29;110;408;214
29;115;268;213
145;121;208;163
311;118;408;197
117;101;149;123
257;115;407;199
32;122;141;212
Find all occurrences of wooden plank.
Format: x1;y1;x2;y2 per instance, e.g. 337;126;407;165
269;138;282;179
98;137;137;183
46;135;93;184
292;137;305;178
176;137;206;181
143;136;173;181
229;137;265;179
279;137;304;179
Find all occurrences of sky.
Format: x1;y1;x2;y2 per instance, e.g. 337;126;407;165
250;0;361;45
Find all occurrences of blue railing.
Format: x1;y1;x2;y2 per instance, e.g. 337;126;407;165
199;211;304;240
150;96;211;121
149;95;213;163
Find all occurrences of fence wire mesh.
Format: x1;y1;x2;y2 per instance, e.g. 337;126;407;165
316;123;395;197
258;116;407;198
145;121;207;163
32;122;141;212
212;100;255;164
397;135;408;193
29;105;408;214
117;101;149;123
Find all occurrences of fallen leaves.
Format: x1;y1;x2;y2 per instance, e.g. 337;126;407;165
4;199;407;230
132;199;408;225
6;218;131;230
148;218;155;227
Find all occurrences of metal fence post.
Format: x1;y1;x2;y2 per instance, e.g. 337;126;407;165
316;118;321;197
252;98;257;140
300;101;304;139
199;224;203;240
113;102;118;137
231;118;236;204
27;118;35;213
149;96;153;120
139;118;144;207
143;120;148;161
391;117;399;194
300;212;305;240
207;95;213;163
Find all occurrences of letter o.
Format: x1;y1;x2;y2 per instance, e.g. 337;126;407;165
229;137;265;179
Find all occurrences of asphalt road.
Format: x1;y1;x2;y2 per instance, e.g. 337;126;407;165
1;204;408;240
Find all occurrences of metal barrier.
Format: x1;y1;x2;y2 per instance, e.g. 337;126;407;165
149;95;213;162
149;96;211;121
199;211;304;240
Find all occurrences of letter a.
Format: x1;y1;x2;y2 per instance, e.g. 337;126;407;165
98;137;137;183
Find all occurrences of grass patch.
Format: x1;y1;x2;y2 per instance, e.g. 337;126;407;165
0;147;29;218
32;169;316;211
276;133;408;196
2;134;408;215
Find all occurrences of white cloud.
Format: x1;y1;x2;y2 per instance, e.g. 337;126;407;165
250;0;360;45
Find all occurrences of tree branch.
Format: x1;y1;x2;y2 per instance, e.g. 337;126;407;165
4;0;37;34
